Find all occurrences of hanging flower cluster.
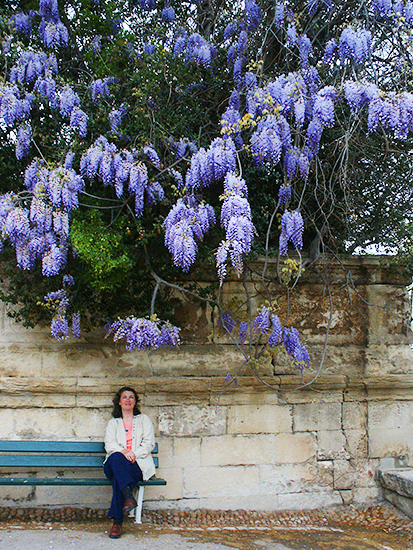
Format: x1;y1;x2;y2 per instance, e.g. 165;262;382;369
279;210;304;256
38;0;69;48
216;173;255;283
163;196;215;271
223;305;309;368
80;136;164;215
108;316;180;351
185;137;237;189
43;274;79;340
173;31;216;68
0;155;84;275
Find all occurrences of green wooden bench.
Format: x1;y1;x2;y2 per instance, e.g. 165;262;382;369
0;440;166;523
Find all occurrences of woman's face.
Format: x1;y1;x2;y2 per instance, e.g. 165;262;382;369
119;390;136;415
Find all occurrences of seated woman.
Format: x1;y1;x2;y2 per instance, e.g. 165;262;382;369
104;386;155;539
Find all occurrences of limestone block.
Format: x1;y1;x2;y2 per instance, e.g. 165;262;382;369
146;467;183;500
368;401;413;430
333;459;357;490
0;486;34;506
173;436;201;469
145;345;245;378
0;345;42;377
345;429;368;459
183;465;259;498
70;409;108;440
342;401;367;431
365;345;413;376
368;427;413;461
258;463;316;494
383;488;413;520
14;409;75;439
278;491;342;510
227;404;292;434
0;409;17;438
35;485;111;507
293;402;342;431
158;405;226;437
316;460;334;487
339;490;353;505
351;486;381;505
352;459;376;487
144;497;200;511
317;430;349;460
201;433;316;467
145;378;212;406
199;495;280;511
377;468;413;498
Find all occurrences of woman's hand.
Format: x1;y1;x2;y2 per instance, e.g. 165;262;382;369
121;449;136;462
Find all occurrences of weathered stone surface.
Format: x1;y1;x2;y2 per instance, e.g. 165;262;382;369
183;465;260;498
0;256;412;511
258;463;316;494
200;433;316;466
377;468;413;498
333;460;357;490
277;491;342;509
227;404;292;434
342;402;367;431
158;406;226;437
147;467;183;500
317;429;349;460
293;402;342;431
382;488;413;520
172;437;201;469
368;427;413;461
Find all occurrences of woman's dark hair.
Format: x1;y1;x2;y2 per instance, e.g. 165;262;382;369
111;387;141;418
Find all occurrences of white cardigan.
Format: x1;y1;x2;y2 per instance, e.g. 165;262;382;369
104;414;156;481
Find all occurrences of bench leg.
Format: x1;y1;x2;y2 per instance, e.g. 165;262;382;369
129;485;144;524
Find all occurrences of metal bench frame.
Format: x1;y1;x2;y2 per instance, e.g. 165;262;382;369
0;440;166;523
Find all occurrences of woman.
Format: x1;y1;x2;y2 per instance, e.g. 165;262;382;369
104;386;155;539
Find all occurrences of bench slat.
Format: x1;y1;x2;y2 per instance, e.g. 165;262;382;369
0;441;159;454
0;477;166;486
0;456;104;468
0;455;159;469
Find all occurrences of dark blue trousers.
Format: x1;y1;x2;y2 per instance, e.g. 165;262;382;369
103;452;143;521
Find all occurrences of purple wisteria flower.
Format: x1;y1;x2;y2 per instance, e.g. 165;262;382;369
216;173;255;282
16;123;32;160
9;12;32;37
238;321;248;345
274;3;285;28
109;103;127;133
42;20;69;48
185;138;236;189
338;27;371;65
59;85;80;117
89;78;113;102
34;76;58;108
279;210;304;255
70;107;88;137
221;312;235;334
51;315;69;340
162;6;175;22
164;197;215;271
110;316;180;351
278;185;292;206
268;315;283;347
72;311;81;338
143;145;161;169
245;0;262;31
254;307;270;334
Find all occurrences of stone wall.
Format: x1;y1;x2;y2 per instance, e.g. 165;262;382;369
0;256;413;511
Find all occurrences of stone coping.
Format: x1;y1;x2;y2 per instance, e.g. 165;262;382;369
377;468;413;499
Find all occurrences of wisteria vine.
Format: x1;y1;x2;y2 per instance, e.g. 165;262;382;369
1;0;413;369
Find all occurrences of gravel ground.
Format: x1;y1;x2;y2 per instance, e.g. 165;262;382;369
0;504;412;550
